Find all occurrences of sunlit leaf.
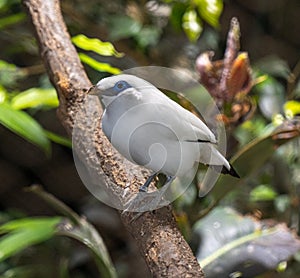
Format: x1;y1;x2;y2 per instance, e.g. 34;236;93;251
0;217;61;262
0;0;7;10
72;34;123;57
196;0;223;28
284;100;300;118
194;207;300;278
0;102;51;155
11;88;59;109
78;53;121;74
182;9;203;42
250;184;278;202
0;85;7;103
108;15;141;40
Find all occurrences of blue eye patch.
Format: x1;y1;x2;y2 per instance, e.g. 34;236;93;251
112;80;131;94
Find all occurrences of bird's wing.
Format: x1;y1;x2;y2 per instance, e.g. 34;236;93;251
150;90;217;144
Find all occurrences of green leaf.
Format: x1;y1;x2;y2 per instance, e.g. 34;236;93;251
0;85;7;103
284;100;300;118
0;266;37;278
0;102;51;155
0;60;26;88
72;34;123;58
44;130;72;148
108;15;142;40
0;12;25;30
206;124;300;203
11;88;59;110
29;186;117;278
196;0;223;28
195;207;300;276
78;53;121;74
58;219;117;278
170;2;188;31
0;217;61;262
250;184;278;202
182;9;203;42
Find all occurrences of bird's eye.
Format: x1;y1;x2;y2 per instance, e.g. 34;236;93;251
113;80;130;93
117;82;124;89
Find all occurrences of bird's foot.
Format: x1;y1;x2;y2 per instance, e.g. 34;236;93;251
138;172;158;192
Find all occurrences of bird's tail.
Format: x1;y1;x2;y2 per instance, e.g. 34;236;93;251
210;164;240;178
198;144;240;178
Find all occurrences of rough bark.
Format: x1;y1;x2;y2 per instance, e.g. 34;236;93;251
22;0;204;277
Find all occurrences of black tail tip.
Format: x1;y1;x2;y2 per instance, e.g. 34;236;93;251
227;165;240;178
210;164;240;178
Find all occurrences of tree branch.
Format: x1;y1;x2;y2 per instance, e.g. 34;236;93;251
22;0;204;276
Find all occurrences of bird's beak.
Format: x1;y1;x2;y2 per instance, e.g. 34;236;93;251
88;85;98;95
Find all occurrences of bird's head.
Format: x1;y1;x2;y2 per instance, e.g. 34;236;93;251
89;74;153;108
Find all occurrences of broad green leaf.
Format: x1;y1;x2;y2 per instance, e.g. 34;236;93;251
72;34;123;58
11;88;59;110
79;53;121;74
196;0;223;28
108;15;142;40
0;217;61;262
194;207;300;277
250;184;278;202
44;130;72;148
0;103;51;155
182;9;203;42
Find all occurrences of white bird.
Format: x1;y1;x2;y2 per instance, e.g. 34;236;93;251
89;74;239;192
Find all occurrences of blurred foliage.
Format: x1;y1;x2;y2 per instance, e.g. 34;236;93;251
170;0;223;41
0;217;61;262
0;0;300;277
0;102;51;155
72;34;122;74
193;207;300;278
0;186;117;278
